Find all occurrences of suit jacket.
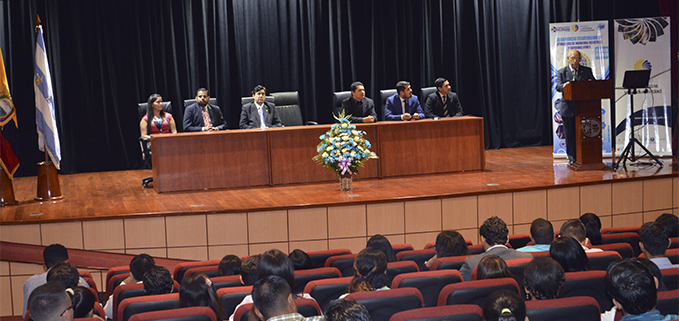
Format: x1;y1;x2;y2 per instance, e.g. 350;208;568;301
384;94;424;121
183;103;228;132
239;101;283;129
555;65;595;117
341;97;377;123
459;245;533;281
423;91;463;118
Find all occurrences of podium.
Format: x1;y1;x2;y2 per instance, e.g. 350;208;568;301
563;79;612;171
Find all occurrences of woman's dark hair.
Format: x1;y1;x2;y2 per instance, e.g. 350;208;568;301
579;213;602;245
179;273;223;320
482;289;526;321
71;286;96;318
346;248;388;294
289;249;314;270
217;255;242;276
257;249;296;292
523;257;565;300
476;255;513;280
435;230;469;258
550;236;589;272
146;94;164;135
366;235;396;262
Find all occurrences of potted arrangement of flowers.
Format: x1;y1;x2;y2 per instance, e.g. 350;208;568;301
313;112;378;191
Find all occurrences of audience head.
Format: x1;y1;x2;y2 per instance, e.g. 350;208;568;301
252;275;295;321
482;289;527;321
523;257;565;300
143;266;173;295
28;282;73;321
195;88;210;107
559;219;588;245
396;81;412;98
217;255;242;276
43;244;69;269
366;234;396;263
46;263;79;289
639;222;670;258
257;249;296;291
529;218;554;245
655;213;679;238
289;249;314;270
347;248;388;294
71;286;96;319
636;257;667;291
129;254;155;282
606;258;657;316
179;273;223;320
480;216;509;247
549;236;589;272
324;299;371;321
579;213;602;246
435;230;469;258
476;255;513;280
240;255;261;286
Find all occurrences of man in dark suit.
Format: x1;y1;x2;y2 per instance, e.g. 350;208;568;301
341;81;376;123
459;216;532;281
182;88;228;132
239;85;283;129
556;49;596;164
424;78;463;118
384;80;424;121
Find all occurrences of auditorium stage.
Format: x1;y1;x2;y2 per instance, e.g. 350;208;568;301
1;146;676;225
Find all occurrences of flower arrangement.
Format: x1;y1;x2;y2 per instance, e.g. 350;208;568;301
313;112;378;178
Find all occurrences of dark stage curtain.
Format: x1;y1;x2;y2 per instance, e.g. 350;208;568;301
0;0;666;177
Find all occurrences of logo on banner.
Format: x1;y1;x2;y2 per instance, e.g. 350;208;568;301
571;24;579;32
634;60;652;70
552;25;571;32
617;17;669;45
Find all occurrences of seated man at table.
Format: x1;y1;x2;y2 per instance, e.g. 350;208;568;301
239;85;283;129
424;77;463;118
384;80;424;121
183;87;228;132
341;81;376;123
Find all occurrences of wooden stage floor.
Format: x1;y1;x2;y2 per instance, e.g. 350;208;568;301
2;146;676;224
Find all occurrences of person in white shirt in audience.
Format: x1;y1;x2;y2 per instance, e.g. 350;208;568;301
103;254;155;318
639;222;679;270
517;218;554;252
559;219;602;253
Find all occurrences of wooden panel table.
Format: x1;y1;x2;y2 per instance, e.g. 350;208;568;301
151;116;484;193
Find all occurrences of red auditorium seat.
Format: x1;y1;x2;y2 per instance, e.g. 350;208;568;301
325;253;357;277
525;296;600;321
657;289;679;316
601;226;640;234
113;281;181;321
216;285;253;317
107;273;131;303
79;270;98;293
396;249;436;271
303;276;353;311
184;265;220;279
428;255;473;271
391;270;463;307
601;232;641;257
662;267;679;291
392;243;415;255
591;242;634;259
389;304;484;321
504;257;534;292
639;248;679;264
670;237;679;249
173;260;221;283
307;249;352;268
437;278;521;307
128;306;217;321
233;298;322;321
210;274;243;290
587;251;622;271
508;234;532;249
293;267;342;293
468;244;484;255
346;288;424;321
117;293;180;321
386;261;420;285
106;266;131;300
561;270;611;312
530;251;550;257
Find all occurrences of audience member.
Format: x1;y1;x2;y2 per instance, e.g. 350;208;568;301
140;93;177;138
384;81;424;121
475;255;513;280
341;81;377;123
324;299;371;321
341;248;389;298
549;236;589;272
289;249;314;270
251;275;323;321
240;85;283;129
366;234;396;263
218;255;242;276
579;213;602;246
523;257;565;300
459;216;532;281
46;263;80;289
183;88;228;132
143;265;174;295
559;219;602;252
425;230;469;268
423;77;464;118
241;255;261;286
639;222;679;269
103;253;155;317
655;213;679;238
517;218;554;252
601;258;668;321
180;273;224;321
482;289;527;321
28;282;74;321
71;286;103;320
23;244;89;318
605;258;679;320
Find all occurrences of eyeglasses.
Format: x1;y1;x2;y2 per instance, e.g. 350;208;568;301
59;304;74;317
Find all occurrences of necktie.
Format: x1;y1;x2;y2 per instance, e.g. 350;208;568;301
258;106;266;129
202;108;211;127
402;99;407;114
442;96;449;117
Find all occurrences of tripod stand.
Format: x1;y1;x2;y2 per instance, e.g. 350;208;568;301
612;87;663;170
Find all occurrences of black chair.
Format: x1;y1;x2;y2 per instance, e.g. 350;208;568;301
137;101;172;188
561;271;612;312
271;91;317;126
389;305;484;321
303;276;353;311
379;89;397;121
332;91;352;119
346;287;424;321
656;289;679;316
661;267;679;291
438;278;521;308
419;87;437;107
292;267;341;293
391;270;463;307
118;293;180;321
525;296;601;321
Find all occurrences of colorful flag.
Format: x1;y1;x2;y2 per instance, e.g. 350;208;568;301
34;23;61;169
0;133;19;179
0;49;17;129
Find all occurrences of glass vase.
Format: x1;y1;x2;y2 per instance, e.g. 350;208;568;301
339;172;353;191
